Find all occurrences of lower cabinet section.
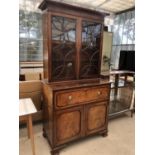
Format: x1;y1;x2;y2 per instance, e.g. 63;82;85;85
54;102;108;146
42;81;110;155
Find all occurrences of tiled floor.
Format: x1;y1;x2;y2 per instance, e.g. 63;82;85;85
19;114;135;155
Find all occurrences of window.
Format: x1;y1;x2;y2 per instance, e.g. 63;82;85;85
112;10;135;45
110;10;135;69
19;0;43;61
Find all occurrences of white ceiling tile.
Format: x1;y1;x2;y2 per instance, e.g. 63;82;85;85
23;0;135;13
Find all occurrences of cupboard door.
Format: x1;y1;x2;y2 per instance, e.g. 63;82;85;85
54;107;84;145
80;21;102;78
51;16;76;81
85;102;108;135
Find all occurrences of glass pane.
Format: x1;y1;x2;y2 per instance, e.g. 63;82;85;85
52;16;76;81
113;15;122;45
112;10;135;46
122;13;128;44
19;38;43;61
132;11;135;44
80;21;102;78
110;46;122;69
128;11;135;44
111;10;135;69
19;6;43;62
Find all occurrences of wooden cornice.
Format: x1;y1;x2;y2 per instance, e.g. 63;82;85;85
39;0;109;20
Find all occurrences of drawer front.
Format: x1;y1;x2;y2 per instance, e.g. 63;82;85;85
55;86;110;108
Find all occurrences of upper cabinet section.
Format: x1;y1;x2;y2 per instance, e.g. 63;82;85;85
39;0;107;82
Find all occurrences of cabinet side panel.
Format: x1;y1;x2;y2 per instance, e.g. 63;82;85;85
42;84;53;146
42;12;48;80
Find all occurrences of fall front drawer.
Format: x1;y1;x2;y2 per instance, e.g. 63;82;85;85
54;85;110;109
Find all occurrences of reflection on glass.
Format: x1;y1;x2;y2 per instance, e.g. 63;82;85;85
101;32;113;72
19;9;43;61
112;10;135;45
51;16;76;81
80;21;102;78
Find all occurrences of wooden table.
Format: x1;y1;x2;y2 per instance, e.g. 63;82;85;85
101;70;135;117
101;70;135;96
19;98;37;155
110;70;135;96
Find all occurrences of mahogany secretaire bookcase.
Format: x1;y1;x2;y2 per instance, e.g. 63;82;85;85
39;1;111;154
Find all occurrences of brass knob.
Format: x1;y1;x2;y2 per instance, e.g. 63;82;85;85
97;91;101;95
68;95;72;100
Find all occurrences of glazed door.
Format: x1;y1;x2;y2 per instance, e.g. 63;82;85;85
54;106;84;145
85;102;108;135
80;20;102;79
51;16;77;81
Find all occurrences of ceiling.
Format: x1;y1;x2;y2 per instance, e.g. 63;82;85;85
19;0;135;14
51;0;135;13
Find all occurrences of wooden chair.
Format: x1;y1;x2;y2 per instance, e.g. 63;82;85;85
25;72;42;81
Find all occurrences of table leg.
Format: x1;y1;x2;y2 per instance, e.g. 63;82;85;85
114;74;119;96
124;74;128;86
28;115;36;155
27;118;30;138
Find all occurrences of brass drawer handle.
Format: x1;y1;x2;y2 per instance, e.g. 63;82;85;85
68;95;72;100
97;91;101;95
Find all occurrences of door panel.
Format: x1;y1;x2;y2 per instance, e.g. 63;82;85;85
54;106;83;145
51;16;76;81
85;102;107;135
80;21;102;78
